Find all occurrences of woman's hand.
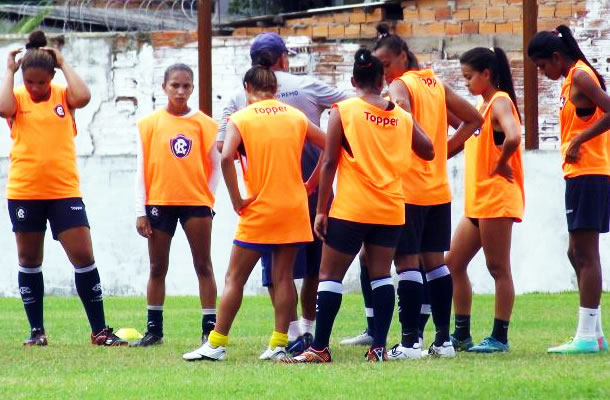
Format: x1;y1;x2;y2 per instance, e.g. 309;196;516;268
136;216;152;238
313;213;328;241
234;196;255;215
565;139;582;164
41;47;64;69
491;161;514;183
7;49;22;73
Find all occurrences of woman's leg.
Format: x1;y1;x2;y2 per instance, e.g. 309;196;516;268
143;229;172;338
479;218;515;345
446;217;481;343
16;232;46;342
364;243;396;350
183;216;217;337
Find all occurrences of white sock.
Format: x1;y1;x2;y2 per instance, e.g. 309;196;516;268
299;317;314;335
576;307;598;340
596;305;604;338
288;320;301;341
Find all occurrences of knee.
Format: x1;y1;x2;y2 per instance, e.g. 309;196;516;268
571;248;598;270
149;262;168;280
194;259;214;279
486;262;509;281
70;251;95;268
18;255;42;267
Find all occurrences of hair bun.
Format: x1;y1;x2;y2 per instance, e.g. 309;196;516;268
355;48;372;66
26;30;47;50
376;23;390;39
255;50;274;69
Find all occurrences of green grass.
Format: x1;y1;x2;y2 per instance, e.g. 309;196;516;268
1;293;609;399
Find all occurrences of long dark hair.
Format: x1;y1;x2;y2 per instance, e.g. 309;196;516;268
21;30;56;74
243;50;277;95
460;46;521;121
353;48;384;90
527;25;606;91
374;23;419;70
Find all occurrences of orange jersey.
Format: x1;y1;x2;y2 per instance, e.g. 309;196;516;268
464;91;524;221
395;70;451;205
138;109;218;207
329;97;412;225
560;60;610;178
7;84;80;200
229;99;312;244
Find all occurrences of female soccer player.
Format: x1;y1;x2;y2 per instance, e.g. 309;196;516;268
0;31;126;346
371;24;483;359
182;52;326;361
528;25;610;354
291;49;434;363
447;47;524;353
131;64;219;347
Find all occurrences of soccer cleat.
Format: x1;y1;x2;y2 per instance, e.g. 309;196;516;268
387;342;422;360
468;336;509;353
183;342;227;361
365;347;388;362
91;327;128;347
129;332;164;347
428;341;456;358
284;346;332;364
450;334;474;352
24;328;48;347
339;329;373;346
286;333;313;356
598;336;608;351
259;346;289;361
548;337;600;354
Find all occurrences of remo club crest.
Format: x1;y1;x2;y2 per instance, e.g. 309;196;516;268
170;134;193;158
54;104;66;118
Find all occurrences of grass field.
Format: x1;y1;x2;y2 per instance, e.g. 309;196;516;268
1;293;609;400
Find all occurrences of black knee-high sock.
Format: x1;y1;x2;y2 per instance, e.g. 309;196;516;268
147;305;163;336
419;268;431;339
426;264;453;346
371;277;395;349
74;264;106;334
312;280;343;350
491;318;510;344
359;261;375;335
18;265;44;331
453;314;471;340
201;308;216;334
397;269;423;347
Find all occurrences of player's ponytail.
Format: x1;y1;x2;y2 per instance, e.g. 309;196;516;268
353;48;383;90
528;25;605;91
460;46;520;121
243;50;277;95
22;30;56;74
374;23;417;70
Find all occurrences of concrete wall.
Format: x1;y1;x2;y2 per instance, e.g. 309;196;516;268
0;23;608;297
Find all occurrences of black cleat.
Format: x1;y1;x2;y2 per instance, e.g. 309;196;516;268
24;328;48;347
130;331;164;347
287;333;314;356
91;327;128;347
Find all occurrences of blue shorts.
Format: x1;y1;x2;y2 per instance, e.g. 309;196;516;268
324;217;403;256
396;203;451;255
233;240;307;287
8;198;90;240
565;175;610;233
146;205;213;237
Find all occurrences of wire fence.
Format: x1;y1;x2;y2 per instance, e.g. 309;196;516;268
1;1;203;32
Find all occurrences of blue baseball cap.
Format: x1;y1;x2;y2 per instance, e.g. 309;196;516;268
250;32;296;62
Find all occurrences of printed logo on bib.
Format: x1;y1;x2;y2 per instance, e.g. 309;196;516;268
364;111;399;127
473;128;481;137
54;105;66;118
170;135;193;158
16;206;27;221
420;77;437;88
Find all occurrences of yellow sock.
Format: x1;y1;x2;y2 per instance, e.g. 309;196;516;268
269;331;288;349
208;330;228;348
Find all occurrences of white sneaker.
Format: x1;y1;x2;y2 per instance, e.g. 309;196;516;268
259;346;289;361
339;329;374;346
182;342;227;361
387;342;422;360
428;341;456;358
419;337;429;358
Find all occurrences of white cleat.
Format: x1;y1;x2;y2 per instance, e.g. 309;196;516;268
339;329;374;346
420;338;429;358
259;346;289;361
182;342;227;361
428;341;456;358
387;342;423;360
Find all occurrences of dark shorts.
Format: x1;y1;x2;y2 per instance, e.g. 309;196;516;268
324;217;402;256
233;240;307;287
146;205;213;237
565;175;610;233
396;203;451;255
8;198;90;240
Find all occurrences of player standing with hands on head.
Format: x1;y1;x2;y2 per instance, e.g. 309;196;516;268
0;31;126;346
183;53;327;362
528;25;610;354
131;63;220;347
448;47;524;353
